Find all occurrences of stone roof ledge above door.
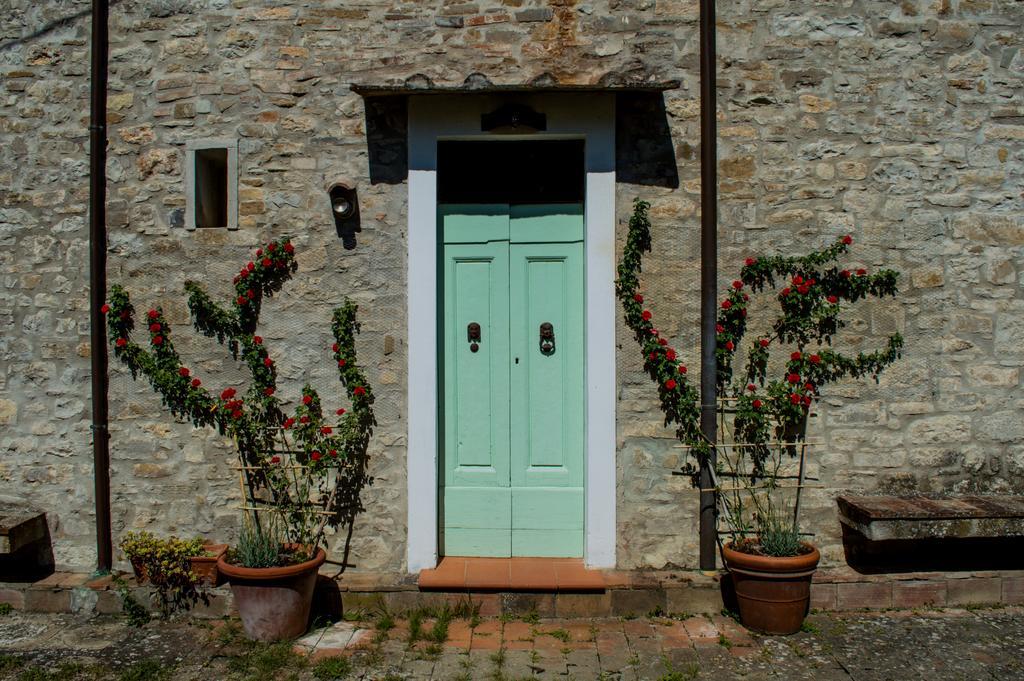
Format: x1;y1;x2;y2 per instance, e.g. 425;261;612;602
350;71;681;97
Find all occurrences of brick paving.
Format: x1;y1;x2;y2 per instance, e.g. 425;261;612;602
1;607;1023;679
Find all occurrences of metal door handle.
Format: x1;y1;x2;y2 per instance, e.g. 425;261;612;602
539;322;555;355
467;322;481;353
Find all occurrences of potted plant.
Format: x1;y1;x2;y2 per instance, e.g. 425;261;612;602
104;237;375;641
616;199;902;634
118;531;210;617
189;541;228;586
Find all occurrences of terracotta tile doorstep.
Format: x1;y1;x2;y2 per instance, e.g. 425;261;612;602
465;558;511;590
682;616;719;640
554;561;605;591
418;557;468;590
510;558;558;591
470;631;502;651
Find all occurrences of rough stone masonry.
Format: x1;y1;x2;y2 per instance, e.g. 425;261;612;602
0;0;1022;573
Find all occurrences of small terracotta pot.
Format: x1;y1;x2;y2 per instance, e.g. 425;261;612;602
129;558;149;584
722;540;820;636
217;544;326;642
189;543;227;586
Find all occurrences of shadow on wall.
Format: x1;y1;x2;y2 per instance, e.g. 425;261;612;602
615;92;680;189
364;97;409;186
362;92;680;189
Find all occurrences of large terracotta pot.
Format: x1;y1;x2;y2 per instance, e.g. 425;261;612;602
722;541;820;635
217;544;326;641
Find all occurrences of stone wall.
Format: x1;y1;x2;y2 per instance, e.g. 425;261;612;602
0;0;1021;572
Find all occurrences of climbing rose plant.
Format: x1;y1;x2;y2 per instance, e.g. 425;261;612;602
104;238;374;551
616;199;903;547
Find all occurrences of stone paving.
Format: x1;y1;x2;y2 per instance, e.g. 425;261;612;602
0;607;1022;680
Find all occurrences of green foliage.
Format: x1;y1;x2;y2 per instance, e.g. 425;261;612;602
0;654;22;673
233;516;283;569
104;238;376;554
0;602;11;616
312;656;352;680
616;198;903;550
226;641;307;680
117;532;207;617
112;576;151;627
757;508;803;558
117;659;174;681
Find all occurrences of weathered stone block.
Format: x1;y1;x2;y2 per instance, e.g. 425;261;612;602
836;582;892;610
947;577;1001;605
892;580;947;608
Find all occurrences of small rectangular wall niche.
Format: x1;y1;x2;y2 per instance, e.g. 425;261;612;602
185;139;238;230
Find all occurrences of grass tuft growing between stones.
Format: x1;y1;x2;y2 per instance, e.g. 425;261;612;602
311;656;351;680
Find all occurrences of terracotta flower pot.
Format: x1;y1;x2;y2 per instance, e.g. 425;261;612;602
722;540;820;635
129;558;149;584
217;544;326;642
189;543;227;586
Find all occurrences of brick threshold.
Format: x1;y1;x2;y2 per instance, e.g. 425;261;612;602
418;557;605;592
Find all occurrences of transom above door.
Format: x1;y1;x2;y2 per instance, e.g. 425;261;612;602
441;203;585;557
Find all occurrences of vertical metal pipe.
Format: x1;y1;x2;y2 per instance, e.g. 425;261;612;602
698;0;719;572
89;0;112;573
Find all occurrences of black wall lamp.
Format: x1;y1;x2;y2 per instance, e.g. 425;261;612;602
327;179;360;249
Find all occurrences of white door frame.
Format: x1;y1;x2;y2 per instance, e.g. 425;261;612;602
406;93;616;572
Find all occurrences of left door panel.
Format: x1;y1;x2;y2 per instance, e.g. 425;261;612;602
441;227;512;557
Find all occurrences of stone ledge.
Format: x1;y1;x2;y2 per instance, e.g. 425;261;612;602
2;568;1021;617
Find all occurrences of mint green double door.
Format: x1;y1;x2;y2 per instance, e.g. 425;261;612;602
441;204;585;557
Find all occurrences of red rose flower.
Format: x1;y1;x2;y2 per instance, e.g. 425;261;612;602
788;373;800;384
353;386;366;396
716;324;724;333
797;285;810;295
332;343;339;353
745;257;756;266
116;337;127;348
221;388;236;400
147;309;159;320
283;418;295;429
634;293;644;303
179;367;190;377
665;378;677;390
808;279;816;286
232;409;243;419
284;242;294;254
743;294;749;301
810;354;821;364
827;295;838;304
264;387;275;396
239;268;248;279
641;310;652;321
678;365;687;374
256;248;263;257
803;395;812;405
247;262;255;272
237;296;247;306
857;268;867;276
153;335;163;345
311;451;321;461
268;243;276;253
658;338;668;346
100;304;110;314
791;352;802;361
748;383;756;391
793;275;804;285
247;289;255;299
149;323;161;333
841;270;851;278
329;449;338;458
790;393;801;405
321;426;332;434
262;258;272;267
191;378;201;388
732;280;743;290
760;339;770;348
804;382;815;391
842;235;853;245
649;352;657;361
752;399;762;409
336;408;346;416
721;300;732;309
337;359;346;367
263;357;273;368
725;341;735;351
781;287;791;296
270;455;280;464
666;349;677;361
300;415;310;424
253;336;262;345
302;395;313;405
651;329;659;337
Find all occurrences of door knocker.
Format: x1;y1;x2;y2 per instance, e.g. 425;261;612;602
467;322;481;353
539;322;555;355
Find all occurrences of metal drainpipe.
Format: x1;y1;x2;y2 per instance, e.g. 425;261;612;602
698;0;719;572
89;0;112;573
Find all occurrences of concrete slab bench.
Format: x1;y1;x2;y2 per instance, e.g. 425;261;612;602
837;494;1024;542
0;509;47;555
